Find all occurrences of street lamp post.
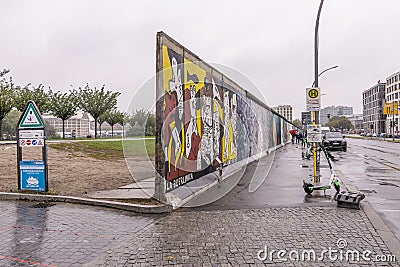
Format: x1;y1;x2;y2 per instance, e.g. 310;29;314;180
311;0;325;184
314;0;325;89
312;66;338;87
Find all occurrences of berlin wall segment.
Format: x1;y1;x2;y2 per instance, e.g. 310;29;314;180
155;32;293;197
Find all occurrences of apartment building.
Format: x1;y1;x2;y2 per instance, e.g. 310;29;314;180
273;105;293;122
385;71;400;134
362;82;386;133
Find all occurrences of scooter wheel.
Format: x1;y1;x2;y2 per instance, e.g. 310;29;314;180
303;183;314;194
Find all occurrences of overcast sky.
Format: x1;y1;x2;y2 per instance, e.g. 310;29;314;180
1;0;399;118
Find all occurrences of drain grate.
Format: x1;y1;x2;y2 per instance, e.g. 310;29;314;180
30;202;56;208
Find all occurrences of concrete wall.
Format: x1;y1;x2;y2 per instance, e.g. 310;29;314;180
155;32;292;194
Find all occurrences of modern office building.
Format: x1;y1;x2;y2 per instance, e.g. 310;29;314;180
320;106;354;125
43;111;91;137
362;82;386;134
273;105;293;122
385;71;400;134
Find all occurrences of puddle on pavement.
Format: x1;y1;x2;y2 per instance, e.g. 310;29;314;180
377;178;400;182
359;189;377;194
378;182;399;188
304;193;334;203
365;167;392;173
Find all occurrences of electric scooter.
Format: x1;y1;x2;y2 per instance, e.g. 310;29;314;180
303;144;340;194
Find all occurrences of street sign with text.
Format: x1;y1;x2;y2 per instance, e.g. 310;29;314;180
306;87;321;111
16;100;48;192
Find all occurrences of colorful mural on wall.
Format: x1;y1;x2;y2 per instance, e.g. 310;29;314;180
157;33;292;192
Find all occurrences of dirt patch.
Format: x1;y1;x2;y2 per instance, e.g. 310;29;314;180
0;144;155;197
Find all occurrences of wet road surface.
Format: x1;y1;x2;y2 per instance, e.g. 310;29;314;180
331;137;400;241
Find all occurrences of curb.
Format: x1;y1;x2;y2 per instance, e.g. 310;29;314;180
334;168;400;265
0;192;173;214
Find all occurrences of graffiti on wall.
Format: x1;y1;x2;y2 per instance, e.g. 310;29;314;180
162;45;240;191
158;35;291;192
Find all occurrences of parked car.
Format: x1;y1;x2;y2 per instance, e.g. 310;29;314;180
323;132;347;152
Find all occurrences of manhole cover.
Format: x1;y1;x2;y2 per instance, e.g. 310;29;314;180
30;202;56;208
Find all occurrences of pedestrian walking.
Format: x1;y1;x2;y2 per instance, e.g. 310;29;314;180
291;131;296;144
296;131;303;144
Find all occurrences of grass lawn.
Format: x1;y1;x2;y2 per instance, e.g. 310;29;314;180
49;139;155;160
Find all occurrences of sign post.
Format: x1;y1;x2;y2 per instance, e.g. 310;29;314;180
306;87;322;184
16;101;48;192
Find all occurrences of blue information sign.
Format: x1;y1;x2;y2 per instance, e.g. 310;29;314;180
20;161;46;192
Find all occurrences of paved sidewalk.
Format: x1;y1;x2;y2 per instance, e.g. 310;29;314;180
0;201;164;267
86;206;396;266
84;144;400;266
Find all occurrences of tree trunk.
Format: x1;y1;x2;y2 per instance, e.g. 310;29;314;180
99;123;102;138
62;119;65;139
0;118;3;141
94;118;98;139
111;125;114;138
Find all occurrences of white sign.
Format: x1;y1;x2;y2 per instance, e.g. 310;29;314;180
306;104;321;112
19;139;45;147
307;124;322;143
19;130;44;139
306;87;321;111
19;102;44;128
307;124;321;133
307;132;323;143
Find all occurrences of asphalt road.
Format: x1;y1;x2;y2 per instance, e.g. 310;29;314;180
330;137;400;241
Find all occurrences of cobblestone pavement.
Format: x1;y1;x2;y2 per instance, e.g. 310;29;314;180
0;201;163;267
86;207;398;266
